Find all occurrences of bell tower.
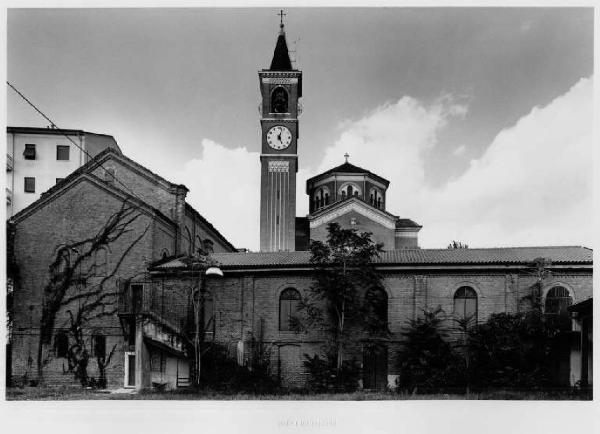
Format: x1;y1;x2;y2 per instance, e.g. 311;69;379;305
259;17;302;251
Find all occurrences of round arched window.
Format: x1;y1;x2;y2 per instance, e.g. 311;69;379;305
279;288;301;331
545;286;572;330
454;286;478;324
271;87;289;113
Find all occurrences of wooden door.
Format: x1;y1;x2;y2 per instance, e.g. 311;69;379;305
363;345;388;390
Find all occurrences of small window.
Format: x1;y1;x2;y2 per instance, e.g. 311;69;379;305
55;331;69;358
56;145;70;161
150;350;166;373
24;177;35;193
454;286;478;325
92;335;106;360
56;178;64;184
271;86;289;113
23;144;36;160
279;288;301;331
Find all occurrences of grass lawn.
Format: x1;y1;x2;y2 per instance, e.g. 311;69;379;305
6;386;592;401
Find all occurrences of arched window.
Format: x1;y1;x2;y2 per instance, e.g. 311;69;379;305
339;183;361;200
377;197;382;209
545;286;573;330
313;187;330;212
279;288;301;331
271;87;289;113
365;287;388;330
454;286;478;325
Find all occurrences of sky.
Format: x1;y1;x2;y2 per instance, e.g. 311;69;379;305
6;7;594;251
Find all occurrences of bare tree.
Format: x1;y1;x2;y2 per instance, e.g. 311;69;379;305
37;200;149;383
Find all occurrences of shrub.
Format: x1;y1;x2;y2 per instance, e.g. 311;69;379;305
398;307;465;393
201;344;279;394
467;311;554;389
303;353;360;393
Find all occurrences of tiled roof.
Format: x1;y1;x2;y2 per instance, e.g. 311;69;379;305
396;218;422;229
307;162;390;186
152;246;592;270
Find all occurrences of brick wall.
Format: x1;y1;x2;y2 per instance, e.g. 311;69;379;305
200;268;592;388
10;177;169;387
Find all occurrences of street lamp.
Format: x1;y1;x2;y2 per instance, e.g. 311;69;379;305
191;261;223;387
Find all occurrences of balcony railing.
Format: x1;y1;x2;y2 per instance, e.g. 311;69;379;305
118;282;192;337
6;188;12;206
6;154;13;172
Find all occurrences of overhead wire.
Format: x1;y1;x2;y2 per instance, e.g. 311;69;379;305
7;81;167;215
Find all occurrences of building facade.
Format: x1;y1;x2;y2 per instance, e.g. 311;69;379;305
8;148;235;389
6;127;122;218
7;21;593;393
152;248;592;389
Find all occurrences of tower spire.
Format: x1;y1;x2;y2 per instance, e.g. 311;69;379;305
269;11;293;71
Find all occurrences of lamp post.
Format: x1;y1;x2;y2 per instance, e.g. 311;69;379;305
191;254;223;388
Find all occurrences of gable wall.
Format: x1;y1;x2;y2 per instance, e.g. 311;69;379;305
310;208;395;249
90;157;177;220
10;179;158;387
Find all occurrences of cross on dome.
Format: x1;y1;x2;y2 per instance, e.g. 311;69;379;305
344;153;350;163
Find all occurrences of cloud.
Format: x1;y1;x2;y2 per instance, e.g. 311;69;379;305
452;144;466;156
420;77;592;247
173;77;592;251
297;96;469;218
176;140;260;250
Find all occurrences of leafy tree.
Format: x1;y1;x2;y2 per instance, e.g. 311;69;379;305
447;240;469;249
399;306;464;393
521;257;553;312
298;222;385;383
467;311;554;389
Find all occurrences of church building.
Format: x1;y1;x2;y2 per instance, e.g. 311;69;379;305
153;22;592;390
7;19;592;392
259;22;422;253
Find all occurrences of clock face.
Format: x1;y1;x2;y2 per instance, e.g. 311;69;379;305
266;126;292;150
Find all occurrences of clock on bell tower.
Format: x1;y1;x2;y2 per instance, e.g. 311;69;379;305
259;18;302;252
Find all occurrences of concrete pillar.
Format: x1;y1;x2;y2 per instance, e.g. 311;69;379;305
135;317;151;390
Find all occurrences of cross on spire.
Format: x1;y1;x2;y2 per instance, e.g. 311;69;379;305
344;153;349;163
278;9;286;29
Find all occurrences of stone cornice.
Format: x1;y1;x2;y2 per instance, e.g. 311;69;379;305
258;70;302;78
309;199;397;230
